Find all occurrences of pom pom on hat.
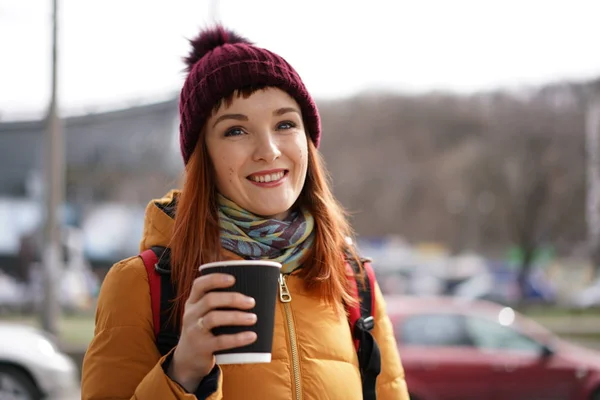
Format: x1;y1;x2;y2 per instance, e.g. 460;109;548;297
184;26;252;72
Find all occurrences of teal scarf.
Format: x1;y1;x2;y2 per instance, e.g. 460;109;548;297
218;194;315;274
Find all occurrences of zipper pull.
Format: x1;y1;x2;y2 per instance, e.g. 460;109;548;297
279;273;292;303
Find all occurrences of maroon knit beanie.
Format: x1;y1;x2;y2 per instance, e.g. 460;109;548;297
178;25;321;165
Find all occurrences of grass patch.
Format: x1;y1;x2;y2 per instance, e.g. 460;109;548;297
563;332;600;341
1;313;95;348
517;305;600;318
2;305;598;350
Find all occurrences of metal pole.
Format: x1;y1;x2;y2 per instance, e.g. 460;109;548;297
41;0;63;336
586;93;600;278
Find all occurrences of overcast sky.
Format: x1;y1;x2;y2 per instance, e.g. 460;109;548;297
1;0;600;120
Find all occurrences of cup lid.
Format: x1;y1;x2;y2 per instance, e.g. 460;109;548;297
199;259;282;271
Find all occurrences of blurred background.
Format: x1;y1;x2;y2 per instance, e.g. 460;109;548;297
2;1;600;399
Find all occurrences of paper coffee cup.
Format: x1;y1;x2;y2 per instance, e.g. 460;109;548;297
199;260;282;364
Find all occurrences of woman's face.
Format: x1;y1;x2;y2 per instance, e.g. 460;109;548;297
205;87;309;220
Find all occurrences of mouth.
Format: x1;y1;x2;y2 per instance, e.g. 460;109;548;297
247;169;289;184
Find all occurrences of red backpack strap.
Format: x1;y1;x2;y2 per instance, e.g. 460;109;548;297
140;249;161;338
346;263;362;351
346;258;377;350
346;257;381;400
140;247;181;356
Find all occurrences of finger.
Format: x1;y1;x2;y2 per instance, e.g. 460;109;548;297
201;311;257;332
187;273;235;304
211;331;258;352
196;291;256;317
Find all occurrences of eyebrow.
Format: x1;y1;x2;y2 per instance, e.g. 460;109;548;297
212;113;248;128
212;107;301;128
273;107;301;117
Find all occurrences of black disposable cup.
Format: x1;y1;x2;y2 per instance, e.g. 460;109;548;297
198;260;282;364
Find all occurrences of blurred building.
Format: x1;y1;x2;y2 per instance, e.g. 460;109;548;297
0;96;182;276
0;97;181;200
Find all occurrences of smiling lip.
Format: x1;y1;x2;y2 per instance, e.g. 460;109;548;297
247;169;288;187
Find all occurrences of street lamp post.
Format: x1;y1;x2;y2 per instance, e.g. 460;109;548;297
586;88;600;278
41;0;64;336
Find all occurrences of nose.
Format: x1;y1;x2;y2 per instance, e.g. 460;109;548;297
253;132;281;163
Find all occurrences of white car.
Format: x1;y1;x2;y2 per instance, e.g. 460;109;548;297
0;323;80;400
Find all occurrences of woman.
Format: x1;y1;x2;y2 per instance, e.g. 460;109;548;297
81;25;409;400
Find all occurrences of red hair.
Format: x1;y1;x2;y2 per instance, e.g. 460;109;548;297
170;89;359;324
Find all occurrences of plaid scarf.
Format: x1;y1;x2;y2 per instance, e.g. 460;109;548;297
218;194;315;274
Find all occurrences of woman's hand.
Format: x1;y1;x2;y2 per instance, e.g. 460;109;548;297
167;273;257;392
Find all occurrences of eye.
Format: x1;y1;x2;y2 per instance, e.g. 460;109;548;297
277;121;297;130
224;127;245;137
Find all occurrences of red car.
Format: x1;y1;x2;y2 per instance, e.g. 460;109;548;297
386;295;600;400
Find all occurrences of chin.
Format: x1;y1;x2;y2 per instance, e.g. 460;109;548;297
249;202;295;219
256;208;292;219
240;188;299;219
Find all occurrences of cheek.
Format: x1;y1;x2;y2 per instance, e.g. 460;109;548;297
295;134;308;161
209;149;232;189
299;141;308;169
299;149;307;170
215;152;242;187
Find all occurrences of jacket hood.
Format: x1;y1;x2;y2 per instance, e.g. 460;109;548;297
138;190;179;252
138;189;241;262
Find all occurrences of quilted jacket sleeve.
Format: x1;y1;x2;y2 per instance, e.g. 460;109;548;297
81;257;224;400
371;281;410;400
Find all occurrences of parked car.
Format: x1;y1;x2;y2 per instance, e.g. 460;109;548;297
387;295;600;400
0;271;27;313
0;323;79;399
570;277;600;309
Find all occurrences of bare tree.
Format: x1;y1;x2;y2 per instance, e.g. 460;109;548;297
476;96;585;300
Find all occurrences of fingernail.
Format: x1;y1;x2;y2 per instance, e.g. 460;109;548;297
243;332;257;340
245;297;256;306
246;313;257;322
224;275;235;283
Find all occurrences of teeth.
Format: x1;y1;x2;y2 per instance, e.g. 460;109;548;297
250;171;285;183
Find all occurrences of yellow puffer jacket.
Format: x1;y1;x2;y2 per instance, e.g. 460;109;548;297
81;191;410;400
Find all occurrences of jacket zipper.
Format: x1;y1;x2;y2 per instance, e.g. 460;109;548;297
279;273;302;400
